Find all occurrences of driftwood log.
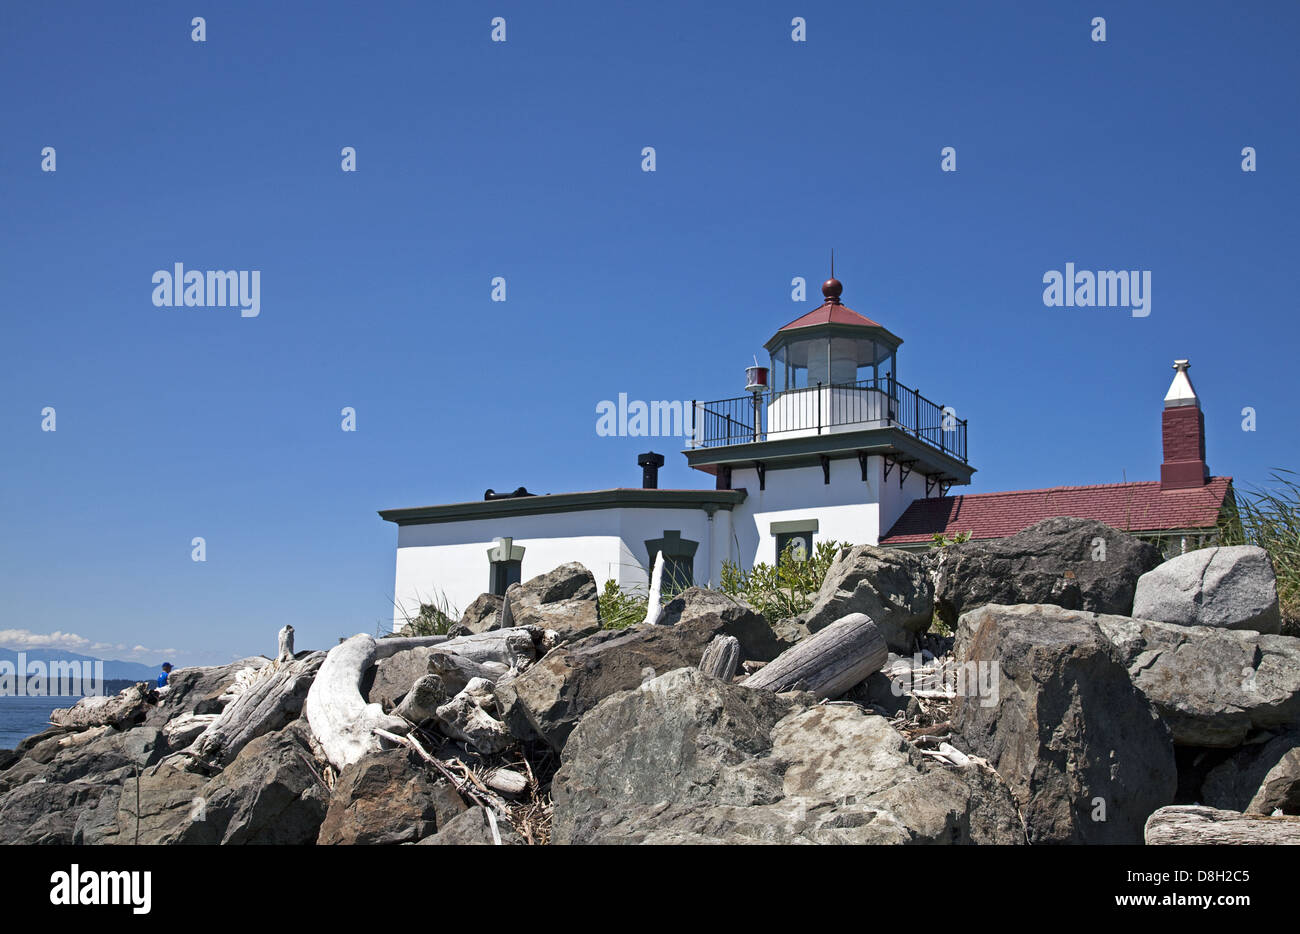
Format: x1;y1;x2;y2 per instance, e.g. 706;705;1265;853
50;683;152;730
277;625;295;662
307;634;413;770
742;612;888;699
435;677;511;755
699;635;741;681
433;629;535;669
643;552;665;626
192;653;324;765
1144;805;1300;845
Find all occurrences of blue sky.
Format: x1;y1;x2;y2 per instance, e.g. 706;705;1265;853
2;1;1296;665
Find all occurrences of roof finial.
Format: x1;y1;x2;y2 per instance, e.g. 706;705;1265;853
821;249;843;303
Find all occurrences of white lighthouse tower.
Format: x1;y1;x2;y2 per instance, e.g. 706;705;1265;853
684;275;975;565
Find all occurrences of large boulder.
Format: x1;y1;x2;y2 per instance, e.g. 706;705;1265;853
0;725;165;794
1132;545;1281;634
952;604;1177;844
0;776;123;844
781;545;933;653
1097;616;1300;747
551;667;1025;845
503;562;602;642
367;645;440;707
656;587;784;660
934;517;1162;630
101;721;328;845
460;593;504;634
508;588;783;752
1202;731;1300;815
317;747;443;845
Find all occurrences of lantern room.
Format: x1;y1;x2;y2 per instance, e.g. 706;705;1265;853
763;277;903;393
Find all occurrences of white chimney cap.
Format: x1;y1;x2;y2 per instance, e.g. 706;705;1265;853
1164;359;1199;408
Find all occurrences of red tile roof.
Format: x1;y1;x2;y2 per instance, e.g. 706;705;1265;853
879;477;1233;545
778;301;885;332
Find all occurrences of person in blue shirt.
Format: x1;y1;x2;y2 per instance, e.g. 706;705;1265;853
157;663;174;688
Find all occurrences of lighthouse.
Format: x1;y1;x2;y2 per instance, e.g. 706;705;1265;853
684;276;976;565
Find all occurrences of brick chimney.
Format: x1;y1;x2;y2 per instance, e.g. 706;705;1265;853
1160;359;1209;491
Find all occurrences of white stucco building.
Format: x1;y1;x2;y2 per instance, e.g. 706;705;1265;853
380;276;975;625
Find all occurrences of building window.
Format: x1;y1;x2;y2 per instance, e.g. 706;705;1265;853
486;537;525;596
644;530;698;595
771;519;818;565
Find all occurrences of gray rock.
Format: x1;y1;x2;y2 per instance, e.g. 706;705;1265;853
934;517;1162;630
1133;545;1281;634
1098;616;1300;747
656;587;784;661
783;545;934;653
953;604;1177;844
504;562;602;642
317;747;442;845
47;726;165;784
367;646;439;707
510;589;783;752
103;720;328;845
417;805;525;845
1202;731;1300;814
200;722;329;844
0;777;122;844
551;667;1025;845
460;593;504;634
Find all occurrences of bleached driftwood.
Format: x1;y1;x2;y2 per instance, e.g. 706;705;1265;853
277;624;295;662
163;712;219;748
193;652;324;765
50;683;151;730
433;629;535;669
215;664;264;708
393;674;447;723
1144;806;1300;845
742;612;888;699
307;634;412;771
699;635;741;681
486;768;528;796
643;552;665;626
435;677;511;755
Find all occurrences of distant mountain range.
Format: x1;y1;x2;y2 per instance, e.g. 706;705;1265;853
0;648;160;682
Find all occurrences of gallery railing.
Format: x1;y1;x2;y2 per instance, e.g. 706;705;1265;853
692;376;967;463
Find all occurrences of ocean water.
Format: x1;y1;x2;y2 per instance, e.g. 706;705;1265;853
0;696;79;749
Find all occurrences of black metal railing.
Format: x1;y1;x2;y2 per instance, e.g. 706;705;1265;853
691;376;967;463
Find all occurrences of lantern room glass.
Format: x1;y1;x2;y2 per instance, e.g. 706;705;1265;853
771;334;897;393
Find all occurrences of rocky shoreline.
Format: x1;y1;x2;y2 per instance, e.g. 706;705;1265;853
2;517;1297;845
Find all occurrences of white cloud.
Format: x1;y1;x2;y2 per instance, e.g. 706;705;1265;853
0;630;183;661
0;629;91;651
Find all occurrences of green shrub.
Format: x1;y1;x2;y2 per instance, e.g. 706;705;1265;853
1217;470;1300;635
599;578;648;630
389;588;459;637
718;540;847;622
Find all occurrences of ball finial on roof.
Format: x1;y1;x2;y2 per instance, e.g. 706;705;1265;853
821;277;843;303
